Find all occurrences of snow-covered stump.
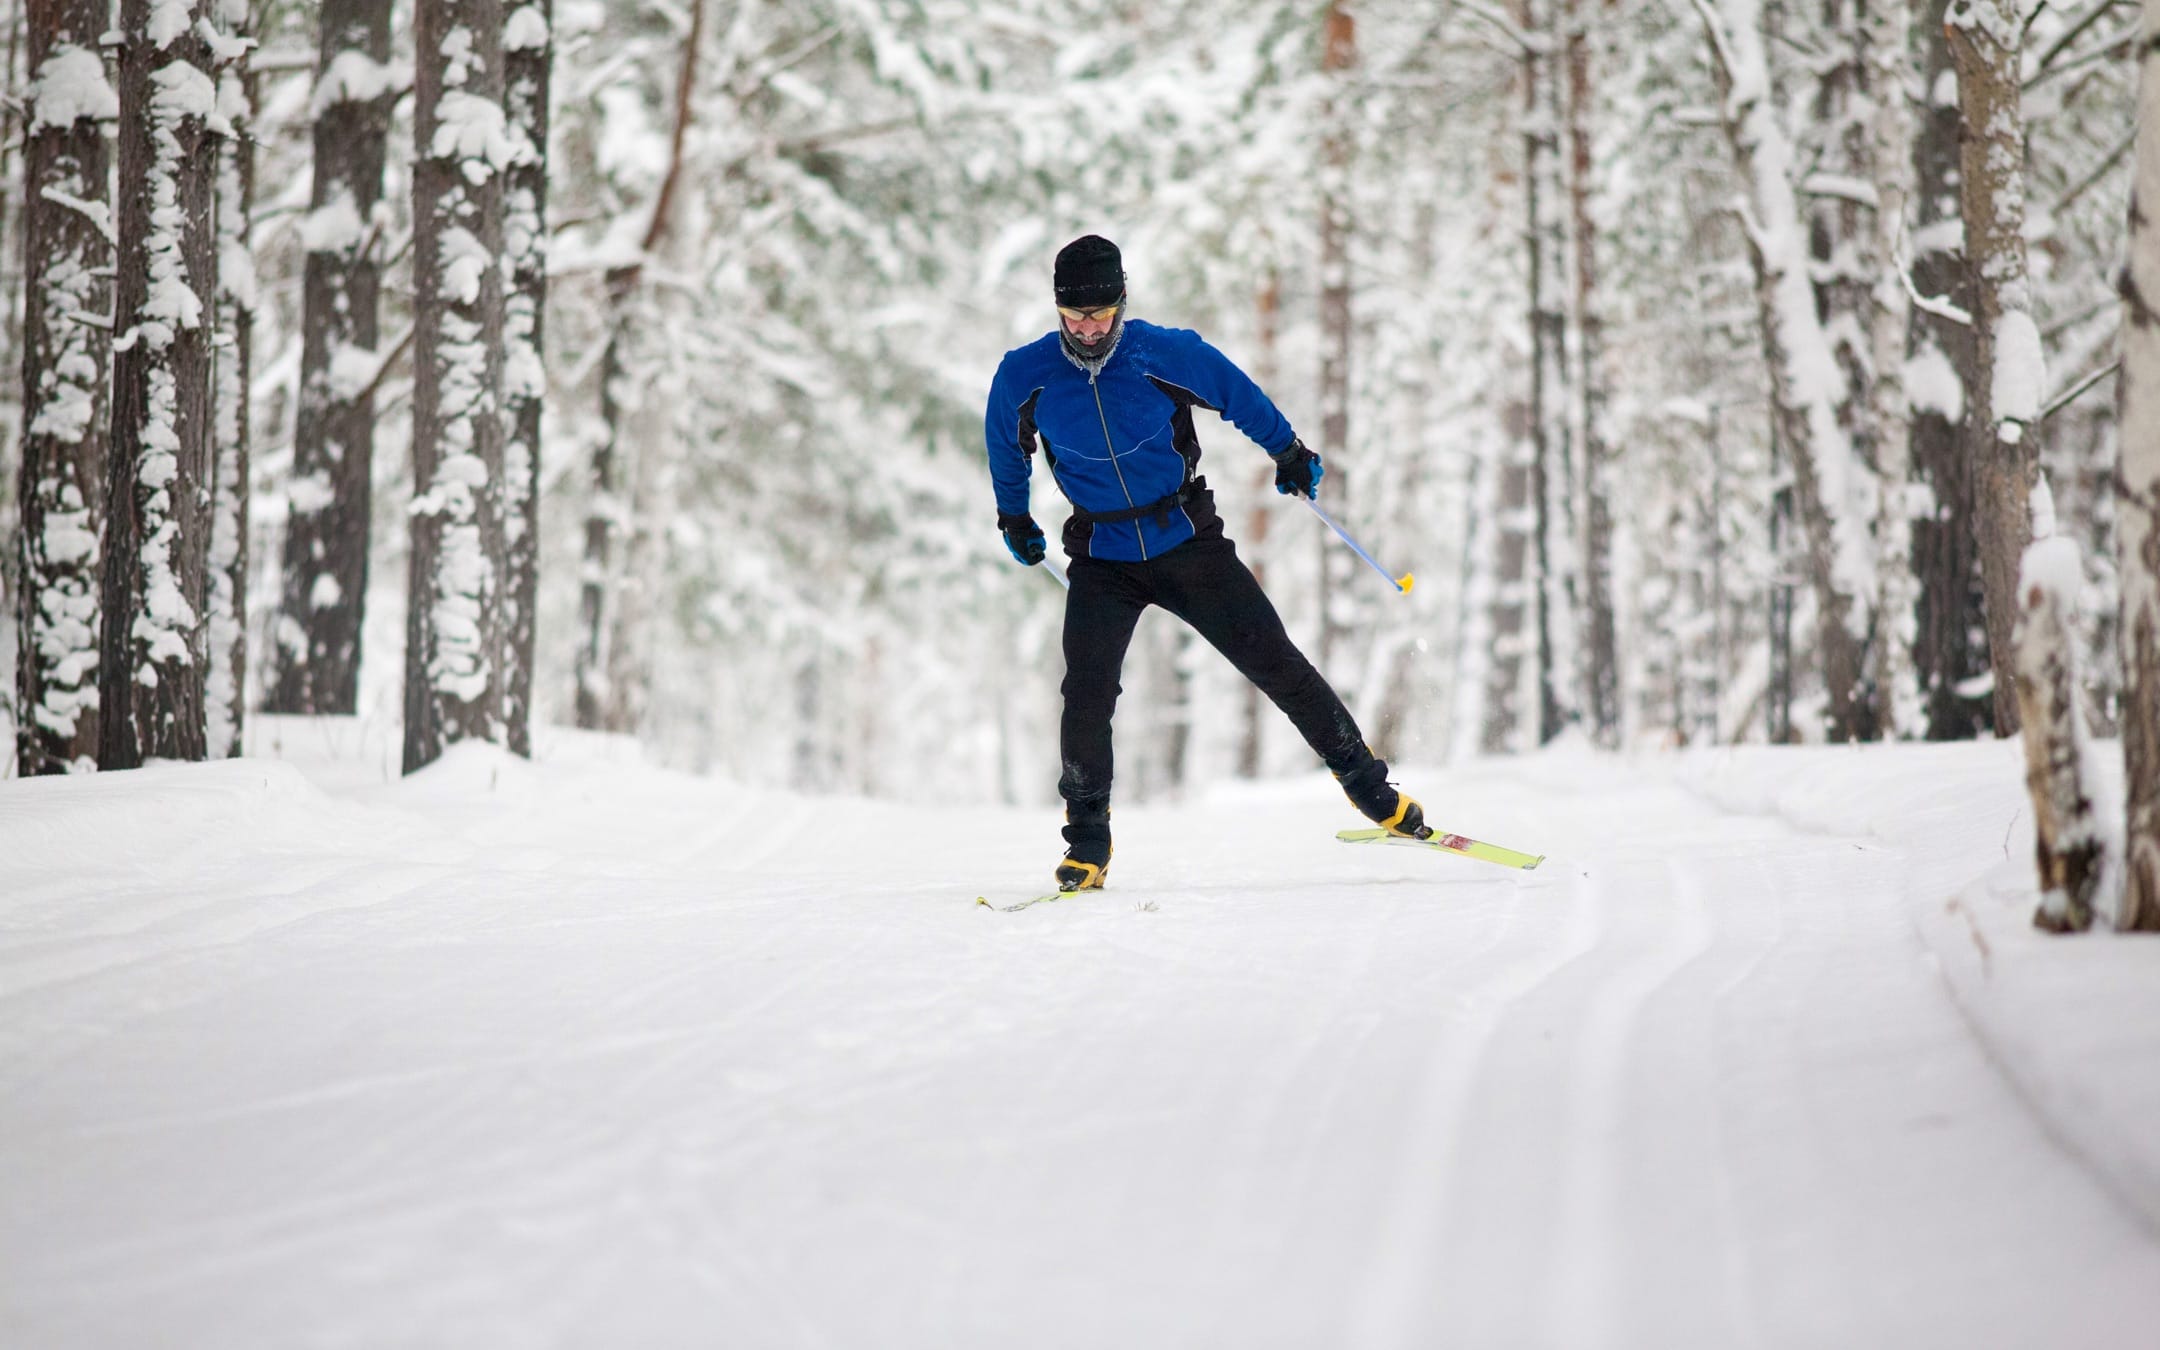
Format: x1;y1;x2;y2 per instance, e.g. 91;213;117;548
405;0;513;775
500;0;551;760
99;0;221;769
16;0;116;775
205;1;254;761
2013;497;2110;933
268;0;397;718
2118;0;2160;933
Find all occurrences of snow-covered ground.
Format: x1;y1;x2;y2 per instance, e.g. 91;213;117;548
5;722;2159;1348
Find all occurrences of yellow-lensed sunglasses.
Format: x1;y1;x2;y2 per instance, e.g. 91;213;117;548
1057;302;1123;323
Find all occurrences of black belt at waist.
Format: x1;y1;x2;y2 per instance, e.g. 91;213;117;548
1069;475;1208;528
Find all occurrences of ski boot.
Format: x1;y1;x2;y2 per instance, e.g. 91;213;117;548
1335;755;1433;840
1056;801;1112;892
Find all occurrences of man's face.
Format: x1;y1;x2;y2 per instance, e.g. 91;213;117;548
1058;302;1121;349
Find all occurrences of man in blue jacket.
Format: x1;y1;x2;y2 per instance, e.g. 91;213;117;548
985;235;1432;892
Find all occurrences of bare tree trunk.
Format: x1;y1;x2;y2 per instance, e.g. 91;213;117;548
100;0;216;769
16;0;111;775
2015;495;2106;933
501;0;550;757
1699;0;1871;742
1910;0;1993;740
1948;0;2041;736
1862;0;1920;739
575;0;701;735
206;13;253;759
1485;401;1533;753
2117;0;2160;932
1525;0;1571;744
403;0;508;775
1315;0;1355;679
1565;0;1617;748
268;0;392;716
574;278;629;732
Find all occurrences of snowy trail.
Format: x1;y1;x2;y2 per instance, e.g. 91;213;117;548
4;741;2159;1347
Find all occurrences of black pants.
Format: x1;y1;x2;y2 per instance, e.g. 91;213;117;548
1058;524;1368;827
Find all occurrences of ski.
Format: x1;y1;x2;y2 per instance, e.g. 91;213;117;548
976;890;1093;912
1337;827;1544;871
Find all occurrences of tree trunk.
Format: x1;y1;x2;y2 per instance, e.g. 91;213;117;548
100;0;216;769
268;0;392;716
575;0;701;735
1565;0;1617;748
2015;502;2106;933
15;0;112;775
501;0;550;757
206;15;253;759
1700;0;1871;742
404;0;508;775
1526;0;1571;744
1862;0;1921;739
1910;0;1993;740
574;280;630;732
2117;0;2160;932
1315;0;1355;679
1485;401;1533;754
1948;0;2042;737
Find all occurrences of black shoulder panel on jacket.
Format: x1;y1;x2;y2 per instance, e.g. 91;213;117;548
1144;374;1220;414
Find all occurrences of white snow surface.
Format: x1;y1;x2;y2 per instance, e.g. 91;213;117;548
4;728;2160;1348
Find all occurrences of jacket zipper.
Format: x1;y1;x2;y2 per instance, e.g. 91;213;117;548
1090;369;1147;561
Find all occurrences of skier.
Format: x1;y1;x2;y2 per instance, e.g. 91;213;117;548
985;234;1433;893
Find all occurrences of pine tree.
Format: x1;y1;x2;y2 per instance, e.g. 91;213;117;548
267;0;394;717
100;0;219;769
15;0;114;775
404;0;510;774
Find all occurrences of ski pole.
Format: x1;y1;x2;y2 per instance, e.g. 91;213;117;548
1042;556;1070;590
1304;497;1413;594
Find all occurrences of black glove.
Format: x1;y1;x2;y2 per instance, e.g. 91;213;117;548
998;511;1047;565
1271;438;1325;499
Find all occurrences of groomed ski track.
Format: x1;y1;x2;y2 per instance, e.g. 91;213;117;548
3;736;2158;1348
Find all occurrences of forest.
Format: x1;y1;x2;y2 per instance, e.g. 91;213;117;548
2;0;2155;924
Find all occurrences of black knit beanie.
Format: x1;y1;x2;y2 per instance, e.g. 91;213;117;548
1054;235;1125;308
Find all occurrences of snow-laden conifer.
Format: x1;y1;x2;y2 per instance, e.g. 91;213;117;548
16;0;116;775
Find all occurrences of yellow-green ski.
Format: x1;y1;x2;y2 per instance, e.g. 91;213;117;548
1337;827;1544;871
976;890;1088;912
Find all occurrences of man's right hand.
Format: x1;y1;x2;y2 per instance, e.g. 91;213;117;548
999;512;1047;565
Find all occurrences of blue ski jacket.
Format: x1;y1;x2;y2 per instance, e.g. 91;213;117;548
984;319;1298;562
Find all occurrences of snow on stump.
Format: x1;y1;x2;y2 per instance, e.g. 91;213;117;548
2013;528;2109;933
